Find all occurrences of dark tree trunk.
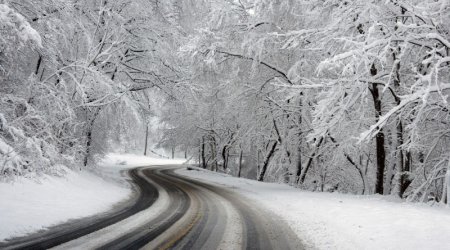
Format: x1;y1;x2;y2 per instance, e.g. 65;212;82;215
144;125;149;156
295;99;303;184
399;147;413;197
35;54;42;75
295;148;302;184
371;81;386;195
298;137;324;184
83;109;100;167
201;136;206;169
257;140;278;181
345;152;366;194
222;145;229;170
83;127;92;167
198;141;201;166
238;149;243;178
391;49;412;197
397;120;405;196
210;136;217;171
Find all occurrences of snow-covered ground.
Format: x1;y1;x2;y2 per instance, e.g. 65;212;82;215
100;153;186;168
3;153;448;249
0;166;130;242
0;153;184;242
177;167;450;250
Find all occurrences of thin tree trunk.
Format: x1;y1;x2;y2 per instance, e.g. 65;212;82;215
144;125;149;156
238;148;243;178
83;109;100;167
397;120;412;197
446;166;450;205
210;136;217;171
39;67;46;81
35;54;42;75
201;136;206;169
257;140;278;181
198;140;201;167
222;145;229;170
371;80;386;195
401;151;412;196
295;98;303;184
345;152;366;194
83;127;93;167
298;137;324;184
295;147;302;184
391;50;412;197
442;163;450;205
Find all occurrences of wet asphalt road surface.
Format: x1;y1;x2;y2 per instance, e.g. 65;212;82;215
0;166;304;250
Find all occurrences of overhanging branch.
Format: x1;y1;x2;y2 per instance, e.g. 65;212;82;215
215;50;294;85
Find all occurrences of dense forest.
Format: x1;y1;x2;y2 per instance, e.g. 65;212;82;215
1;0;449;203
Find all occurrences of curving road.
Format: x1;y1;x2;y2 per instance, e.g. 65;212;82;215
1;166;304;250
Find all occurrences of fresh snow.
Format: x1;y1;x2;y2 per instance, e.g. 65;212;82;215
100;153;186;168
0;4;42;47
3;154;448;249
177;167;450;250
0;165;130;242
0;153;184;242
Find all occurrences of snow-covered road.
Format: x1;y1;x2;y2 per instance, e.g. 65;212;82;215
94;167;303;250
1;164;304;249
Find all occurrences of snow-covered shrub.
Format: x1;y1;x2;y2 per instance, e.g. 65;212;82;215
0;3;79;179
0;3;42;47
0;90;78;179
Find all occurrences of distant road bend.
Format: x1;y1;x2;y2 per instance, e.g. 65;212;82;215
1;166;304;250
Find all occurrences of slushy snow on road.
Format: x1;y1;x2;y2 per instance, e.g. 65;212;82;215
0;153;184;242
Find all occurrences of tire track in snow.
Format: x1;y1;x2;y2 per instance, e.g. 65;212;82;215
3;165;305;250
0;168;159;250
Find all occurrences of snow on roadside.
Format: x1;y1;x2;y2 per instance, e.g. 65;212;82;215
0;165;130;242
99;153;186;169
0;153;183;242
177;167;450;250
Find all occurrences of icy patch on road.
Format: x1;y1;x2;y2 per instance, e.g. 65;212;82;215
177;167;450;250
0;166;131;242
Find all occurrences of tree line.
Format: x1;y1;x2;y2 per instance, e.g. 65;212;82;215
158;0;450;203
1;0;449;204
0;0;182;178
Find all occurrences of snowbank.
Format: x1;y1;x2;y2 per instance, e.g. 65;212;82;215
178;167;450;250
0;166;130;242
0;154;184;242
